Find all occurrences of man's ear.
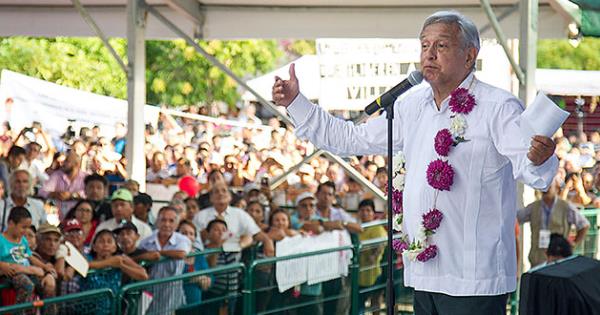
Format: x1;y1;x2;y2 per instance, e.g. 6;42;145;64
465;47;478;69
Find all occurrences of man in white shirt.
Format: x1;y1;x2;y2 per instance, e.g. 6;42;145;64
193;182;274;256
273;11;558;315
0;169;46;230
95;188;152;242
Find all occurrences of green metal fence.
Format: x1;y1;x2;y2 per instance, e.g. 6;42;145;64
574;208;599;258
0;288;115;315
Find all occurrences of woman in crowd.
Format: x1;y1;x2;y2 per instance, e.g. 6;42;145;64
178;219;211;306
64;200;97;249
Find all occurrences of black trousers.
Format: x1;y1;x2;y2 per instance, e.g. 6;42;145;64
413;290;509;315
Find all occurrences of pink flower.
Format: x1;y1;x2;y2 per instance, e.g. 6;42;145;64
392;239;409;253
422;208;443;231
416;245;438;262
449;88;476;114
392;189;403;214
426;159;454;191
434;129;454;156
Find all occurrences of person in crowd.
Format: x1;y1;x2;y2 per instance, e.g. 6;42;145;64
246;201;268;231
64;200;97;248
111;122;127;155
340;177;364;212
223;154;244;187
24;225;37;251
95;189;152;242
59;219;85;296
204;219;245;315
290;192;324;234
518;178;590;267
0;145;26;194
138;206;191;314
177;219;211;307
21;142;49;188
39;150;87;218
0;170;47;230
357;199;386;313
197;170;226;209
185;197;201;221
33;223;65;286
193;182;274;257
82;229;148;300
146;151;170;183
0;207;55;305
114;220;160;265
45;152;66;177
546;233;574;263
267;209;299;241
133;192;155;228
83;173;112;222
316;181;362;234
560;172;592;207
163;158;194;186
123;179;140;196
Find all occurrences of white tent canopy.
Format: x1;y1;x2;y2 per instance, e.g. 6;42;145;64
0;0;570;39
536;69;600;96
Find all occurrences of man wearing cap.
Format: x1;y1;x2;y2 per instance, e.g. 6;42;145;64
114;221;160;263
95;188;152;242
290;192;321;233
0;169;47;231
33;223;64;295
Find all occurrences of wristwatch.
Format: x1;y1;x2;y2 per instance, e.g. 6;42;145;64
342;221;348;228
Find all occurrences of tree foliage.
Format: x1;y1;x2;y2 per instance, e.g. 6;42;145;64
0;37;282;107
537;37;600;70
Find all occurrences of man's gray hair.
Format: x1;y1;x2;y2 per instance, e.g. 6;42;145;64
422;11;481;52
9;169;32;195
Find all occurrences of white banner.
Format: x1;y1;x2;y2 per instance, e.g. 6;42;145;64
275;230;353;292
0;70;159;139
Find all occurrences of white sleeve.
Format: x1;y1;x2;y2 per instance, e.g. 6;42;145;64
287;93;404;157
490;97;558;191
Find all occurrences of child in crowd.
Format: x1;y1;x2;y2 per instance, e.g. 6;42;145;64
177;220;211;306
59;219;85;296
246;201;268;231
64;200;97;249
0;207;52;305
184;198;201;221
267;209;299;241
357;199;386;313
114;221;160;264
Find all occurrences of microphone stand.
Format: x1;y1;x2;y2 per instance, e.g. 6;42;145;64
383;103;396;315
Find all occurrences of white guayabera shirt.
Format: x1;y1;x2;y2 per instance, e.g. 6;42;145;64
286;72;558;296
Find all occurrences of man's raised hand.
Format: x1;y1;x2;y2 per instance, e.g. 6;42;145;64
272;63;299;107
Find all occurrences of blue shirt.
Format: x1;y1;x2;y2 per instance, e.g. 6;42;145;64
0;234;31;266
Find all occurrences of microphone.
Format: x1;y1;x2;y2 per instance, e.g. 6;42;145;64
363;71;423;115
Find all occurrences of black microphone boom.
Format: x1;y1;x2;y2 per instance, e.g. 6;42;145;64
363;71;423;115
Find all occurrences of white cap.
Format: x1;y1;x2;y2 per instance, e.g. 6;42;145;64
298;163;314;176
243;182;260;194
295;191;315;207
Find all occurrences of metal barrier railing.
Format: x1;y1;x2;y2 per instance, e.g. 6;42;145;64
0;288;115;315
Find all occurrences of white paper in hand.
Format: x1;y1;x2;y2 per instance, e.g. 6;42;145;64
520;92;569;141
64;241;89;277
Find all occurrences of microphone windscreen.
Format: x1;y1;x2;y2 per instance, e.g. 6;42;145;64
407;71;423;86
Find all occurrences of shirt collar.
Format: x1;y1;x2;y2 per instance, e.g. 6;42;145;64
426;71;476;112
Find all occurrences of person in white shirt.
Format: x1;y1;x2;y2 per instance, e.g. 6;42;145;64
95;188;152;243
0;169;46;230
272;10;558;315
193;181;274;257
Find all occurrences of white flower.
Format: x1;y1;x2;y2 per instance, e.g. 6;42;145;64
403;248;423;262
450;114;467;137
415;227;427;244
393;174;405;190
393;152;405;171
393;213;403;232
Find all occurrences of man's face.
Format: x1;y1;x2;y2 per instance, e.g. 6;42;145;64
210;183;232;208
8;154;25;169
207;222;228;244
27;144;41;160
111;200;133;221
420;23;476;89
11;172;30;198
38;232;61;257
85;180;106;201
316;186;335;208
157;209;178;236
297;198;316;220
117;229;139;252
134;203;149;220
62;153;80;173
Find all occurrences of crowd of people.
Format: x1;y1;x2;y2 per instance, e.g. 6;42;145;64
0;98;595;313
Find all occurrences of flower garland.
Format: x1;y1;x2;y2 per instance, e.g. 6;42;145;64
391;86;476;263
